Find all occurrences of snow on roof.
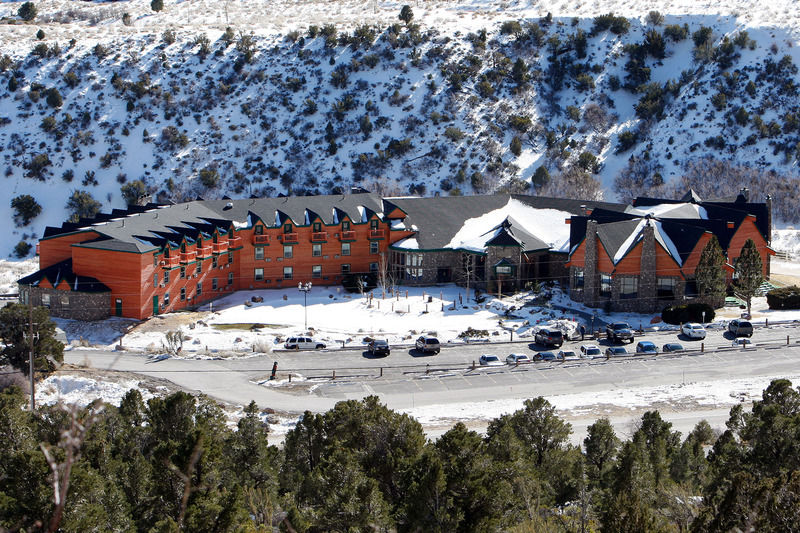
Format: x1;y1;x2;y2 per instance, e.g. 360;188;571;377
611;219;684;266
331;208;339;224
357;205;367;223
628;202;708;219
654;221;683;267
232;219;248;229
444;198;572;253
390;219;406;230
393;237;419;249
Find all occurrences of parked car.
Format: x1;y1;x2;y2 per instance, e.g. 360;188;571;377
534;328;564;347
506;353;531;365
662;343;684;353
605;346;629;357
728;319;754;337
539;351;558;362
284;336;326;350
368;339;390;356
636;341;658;355
606;322;635;343
559;350;579;360
731;338;755;348
415;336;441;354
681;322;707;340
479;354;504;366
580;345;602;357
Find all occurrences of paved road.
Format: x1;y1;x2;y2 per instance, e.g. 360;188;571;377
65;324;800;416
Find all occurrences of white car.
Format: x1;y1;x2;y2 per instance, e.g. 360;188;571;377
284;336;326;350
681;323;707;339
579;345;602;358
506;353;531;365
731;338;755;348
479;354;504;366
559;350;579;360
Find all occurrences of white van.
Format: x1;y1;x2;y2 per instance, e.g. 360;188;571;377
284;336;326;350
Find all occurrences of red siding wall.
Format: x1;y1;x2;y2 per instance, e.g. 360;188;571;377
38;231;100;269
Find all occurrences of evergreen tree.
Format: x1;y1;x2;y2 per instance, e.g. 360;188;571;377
10;194;42;226
0;303;63;374
734;238;763;313
17;1;37;21
150;0;164;12
584;417;620;487
695;235;727;304
399;5;414;25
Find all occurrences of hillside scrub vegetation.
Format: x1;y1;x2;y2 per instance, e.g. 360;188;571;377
0;9;799;258
2;379;800;531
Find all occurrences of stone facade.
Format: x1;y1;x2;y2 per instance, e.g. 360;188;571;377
19;285;111;321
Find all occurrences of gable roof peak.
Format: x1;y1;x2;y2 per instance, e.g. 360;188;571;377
680;189;703;203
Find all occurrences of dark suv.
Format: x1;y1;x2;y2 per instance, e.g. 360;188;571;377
534;328;564;348
368;339;390;356
606;322;635;343
728;319;753;338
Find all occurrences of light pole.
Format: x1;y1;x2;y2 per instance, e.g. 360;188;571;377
298;282;312;333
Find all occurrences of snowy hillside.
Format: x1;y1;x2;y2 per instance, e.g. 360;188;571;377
1;0;800;259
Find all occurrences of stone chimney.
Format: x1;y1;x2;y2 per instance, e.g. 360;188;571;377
639;218;657;313
584;220;599;307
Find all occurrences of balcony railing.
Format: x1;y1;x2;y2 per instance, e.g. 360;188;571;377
228;236;243;248
369;229;383;239
311;231;328;242
340;230;356;241
161;255;180;268
253;234;270;245
212;241;229;254
280;233;299;243
180;251;197;263
197;245;213;258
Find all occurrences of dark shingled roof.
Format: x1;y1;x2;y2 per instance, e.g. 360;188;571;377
596;219;643;262
18;259;110;293
484;217;551;252
39;194;387;254
389;194;627;251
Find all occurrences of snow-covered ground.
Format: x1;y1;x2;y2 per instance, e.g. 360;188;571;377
36;374;155;407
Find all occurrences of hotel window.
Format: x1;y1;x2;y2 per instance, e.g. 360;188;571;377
312;265;322;278
284;223;292;233
196;262;202;275
180;287;186;301
180;267;186;279
572;269;584;289
153;254;158;267
164;270;170;284
212;278;218;290
370;241;379;254
254;268;264;281
312;243;322;257
61;295;69;306
212;256;218;268
658;278;676;299
284;245;293;259
370;219;378;230
228;252;233;264
620;277;638;299
284;266;293;280
370;262;378;274
341;264;351;274
42;294;50;308
342;220;350;231
406;253;423;279
341;242;351;256
254;225;263;235
599;274;612;298
255;247;264;260
313;222;321;232
197;282;202;296
228;272;234;285
154;273;158;286
164;292;170;306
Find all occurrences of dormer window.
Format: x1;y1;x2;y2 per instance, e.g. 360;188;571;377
342;220;350;231
313;222;321;232
284;223;292;233
255;225;263;235
370;219;378;230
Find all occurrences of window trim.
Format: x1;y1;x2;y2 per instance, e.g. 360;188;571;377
341;242;351;256
283;266;293;280
254;268;264;281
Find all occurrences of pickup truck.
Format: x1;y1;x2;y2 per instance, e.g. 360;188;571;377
606;322;635;343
